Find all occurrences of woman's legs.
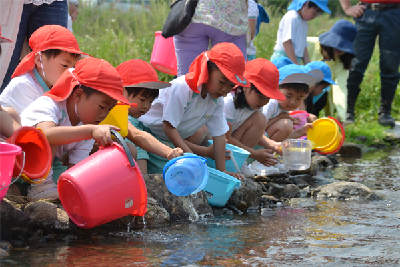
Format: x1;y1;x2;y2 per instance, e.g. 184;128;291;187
266;118;293;142
231;111;267;149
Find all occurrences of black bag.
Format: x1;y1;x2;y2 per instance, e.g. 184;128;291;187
161;0;199;39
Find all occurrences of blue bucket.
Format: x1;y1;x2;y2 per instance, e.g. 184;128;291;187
206;141;250;173
163;153;209;196
202;167;241;207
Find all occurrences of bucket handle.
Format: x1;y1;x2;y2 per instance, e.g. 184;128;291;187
110;129;135;167
162;153;207;180
0;151;25;191
227;151;241;173
315;116;346;155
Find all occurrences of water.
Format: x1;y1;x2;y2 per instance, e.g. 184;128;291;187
3;149;400;266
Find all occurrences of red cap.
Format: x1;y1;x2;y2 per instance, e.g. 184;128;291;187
185;42;249;93
244;58;285;101
12;25;90;78
116;59;171;89
44;57;134;106
0;26;12;43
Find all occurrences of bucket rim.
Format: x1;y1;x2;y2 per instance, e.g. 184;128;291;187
307;118;339;150
0;142;22;156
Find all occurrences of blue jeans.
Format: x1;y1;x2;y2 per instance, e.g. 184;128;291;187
1;0;68;92
347;7;400;114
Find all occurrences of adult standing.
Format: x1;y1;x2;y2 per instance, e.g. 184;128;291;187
340;0;400;127
174;0;249;76
1;0;68;92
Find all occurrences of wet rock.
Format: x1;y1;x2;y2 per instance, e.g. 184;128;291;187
29;229;44;243
226;205;243;215
11;227;29;241
0;248;9;259
312;182;384;200
261;195;279;203
0;199;31;240
326;154;340;166
24;202;70;231
235;201;247;211
258;182;268;192
137;197;170;228
290;177;309;188
0;241;11;252
287;198;317;207
212;207;234;216
283;184;300;198
298;186;310;198
338;143;363;157
227;178;262;209
143;174;213;222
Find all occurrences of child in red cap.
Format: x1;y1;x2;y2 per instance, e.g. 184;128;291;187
139;43;247;178
117;59;184;174
21;57;130;201
224;58;284;167
0;25;88;116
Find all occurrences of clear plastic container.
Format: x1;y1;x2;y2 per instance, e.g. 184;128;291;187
281;139;313;170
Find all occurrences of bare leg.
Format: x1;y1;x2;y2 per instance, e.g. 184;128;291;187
266;118;293;142
231;111;267;148
3;107;21;125
185;125;209;145
137;159;148;175
126;142;138;160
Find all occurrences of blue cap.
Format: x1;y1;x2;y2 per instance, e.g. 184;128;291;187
271;57;294;69
279;64;316;86
288;0;331;14
319;19;357;55
301;65;324;83
305;61;337;85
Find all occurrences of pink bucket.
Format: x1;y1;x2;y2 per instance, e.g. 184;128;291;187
57;130;147;229
290;110;309;130
0;143;23;202
150;31;177;75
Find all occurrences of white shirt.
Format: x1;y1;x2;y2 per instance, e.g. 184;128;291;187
139;75;229;140
0;70;47;114
273;10;308;58
247;0;259;56
262;99;287;121
224;92;260;132
21;96;94;165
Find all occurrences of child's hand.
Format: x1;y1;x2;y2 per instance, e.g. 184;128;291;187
167;147;184;160
224;170;244;180
274;143;283;156
299;123;313;136
252;149;278;166
307;114;317;122
290;116;301;125
91;125;120;147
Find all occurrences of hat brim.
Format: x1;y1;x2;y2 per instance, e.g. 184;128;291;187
125;81;171;90
218;65;250;88
315;3;331;14
319;31;355;55
307;69;324;83
252;80;285;101
46;46;91;57
323;77;337;85
280;73;316;87
0;37;12;43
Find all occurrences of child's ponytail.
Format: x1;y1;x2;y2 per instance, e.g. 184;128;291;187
233;86;249;109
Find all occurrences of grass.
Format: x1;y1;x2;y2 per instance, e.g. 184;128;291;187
72;2;400;146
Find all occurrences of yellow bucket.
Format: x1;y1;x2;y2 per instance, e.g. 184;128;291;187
100;103;130;137
307;117;343;154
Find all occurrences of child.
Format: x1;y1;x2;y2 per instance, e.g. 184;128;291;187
263;64;317;142
0;25;87;115
139;43;247;179
117;59;184;174
247;0;270;61
271;57;294;70
21;57;130;201
307;19;357;123
224;58;284;166
271;0;330;65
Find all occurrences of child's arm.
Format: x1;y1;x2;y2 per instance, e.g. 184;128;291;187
287;123;313;139
163;120;192;153
36;121;119;147
127;122;183;160
283;40;300;65
213;134;243;179
303;47;310;64
0;106;21;138
258;135;282;156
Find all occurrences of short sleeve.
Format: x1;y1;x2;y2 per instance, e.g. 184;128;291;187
206;98;229;137
223;93;236;124
68;139;95;165
262;100;279;121
248;0;259;19
280;12;298;43
162;80;192;129
20;96;61;127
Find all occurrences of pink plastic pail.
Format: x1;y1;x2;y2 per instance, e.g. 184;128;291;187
0;143;22;202
290;110;309;130
150;31;177;75
57;130;148;229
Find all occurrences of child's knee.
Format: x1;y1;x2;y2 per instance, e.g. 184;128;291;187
3;107;21;125
253;110;267;128
281;118;293;135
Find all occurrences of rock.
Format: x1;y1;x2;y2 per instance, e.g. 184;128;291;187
0;199;31;241
235;201;247;211
269;183;285;198
298;186;310;198
326;154;340;166
313;182;384;200
290;177;309;188
227;178;262;209
143;174;213;222
0;248;9;259
283;184;300;198
0;241;11;252
287;198;317;207
261;195;279;203
137;197;170;228
24;201;70;231
290;155;332;176
212;207;234;216
338;143;363;157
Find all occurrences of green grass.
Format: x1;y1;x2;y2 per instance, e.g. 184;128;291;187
73;3;400;146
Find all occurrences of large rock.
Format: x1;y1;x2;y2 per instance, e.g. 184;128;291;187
0;199;31;241
338;143;363;157
24;201;70;231
227;178;262;209
312;182;384;200
143;174;213;222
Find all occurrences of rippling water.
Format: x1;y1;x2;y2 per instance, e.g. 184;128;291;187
3;149;400;266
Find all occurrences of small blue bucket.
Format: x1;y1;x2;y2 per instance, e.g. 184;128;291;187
163;153;209;196
206;141;250;173
203;167;241;207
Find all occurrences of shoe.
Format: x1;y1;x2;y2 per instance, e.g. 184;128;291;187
378;113;395;128
27;180;59;201
345;113;355;124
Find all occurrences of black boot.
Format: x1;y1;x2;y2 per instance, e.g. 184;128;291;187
346;113;355;124
378;113;395;128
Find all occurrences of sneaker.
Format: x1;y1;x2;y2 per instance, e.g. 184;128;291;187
345;113;355;124
379;113;395;128
27;180;59;201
